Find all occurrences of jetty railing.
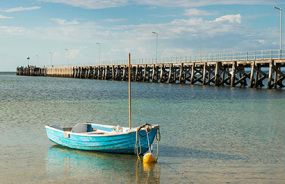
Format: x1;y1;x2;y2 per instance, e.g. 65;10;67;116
102;49;284;66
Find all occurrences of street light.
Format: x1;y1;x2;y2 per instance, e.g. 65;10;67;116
65;48;69;66
36;55;39;66
49;52;53;67
274;6;282;57
96;42;101;65
152;32;158;63
27;57;30;66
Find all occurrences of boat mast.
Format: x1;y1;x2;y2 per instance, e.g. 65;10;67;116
128;53;131;129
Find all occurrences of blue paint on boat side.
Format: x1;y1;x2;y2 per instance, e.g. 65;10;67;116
45;126;157;154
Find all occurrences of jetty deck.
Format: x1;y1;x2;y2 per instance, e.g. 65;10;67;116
17;49;285;89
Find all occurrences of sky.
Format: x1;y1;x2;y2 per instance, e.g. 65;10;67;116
0;0;285;71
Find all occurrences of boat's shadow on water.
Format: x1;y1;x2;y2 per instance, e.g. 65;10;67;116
46;145;161;183
158;145;245;161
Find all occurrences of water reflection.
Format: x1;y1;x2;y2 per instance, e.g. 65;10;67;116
46;145;160;183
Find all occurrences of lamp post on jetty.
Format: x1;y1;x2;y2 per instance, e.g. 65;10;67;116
274;6;282;57
65;48;69;66
27;57;30;66
152;32;158;63
96;42;101;65
49;52;53;67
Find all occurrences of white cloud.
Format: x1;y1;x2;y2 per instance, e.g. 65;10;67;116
214;14;241;23
147;6;157;10
0;14;13;19
0;26;25;35
2;6;41;13
162;48;195;56
137;47;146;54
68;49;80;59
136;0;274;8
102;18;126;22
52;19;80;25
0;12;271;65
258;40;265;44
184;8;213;16
53;52;61;59
38;0;275;9
0;14;243;43
39;0;129;9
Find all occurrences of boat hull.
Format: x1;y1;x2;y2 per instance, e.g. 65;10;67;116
45;125;158;154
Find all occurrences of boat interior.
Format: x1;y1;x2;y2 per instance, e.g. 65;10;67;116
49;123;131;134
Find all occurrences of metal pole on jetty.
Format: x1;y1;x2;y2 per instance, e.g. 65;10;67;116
96;42;101;65
152;32;158;63
128;53;131;129
274;6;282;57
27;57;30;66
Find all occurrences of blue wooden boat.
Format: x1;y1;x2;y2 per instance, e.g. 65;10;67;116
45;123;159;154
45;54;160;155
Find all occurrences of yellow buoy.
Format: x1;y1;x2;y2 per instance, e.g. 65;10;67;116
143;153;156;163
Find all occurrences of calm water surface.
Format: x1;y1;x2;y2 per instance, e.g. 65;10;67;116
0;73;284;183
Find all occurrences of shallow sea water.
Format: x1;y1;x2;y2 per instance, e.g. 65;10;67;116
0;73;284;183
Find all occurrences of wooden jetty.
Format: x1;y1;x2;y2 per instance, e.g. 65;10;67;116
17;50;285;89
